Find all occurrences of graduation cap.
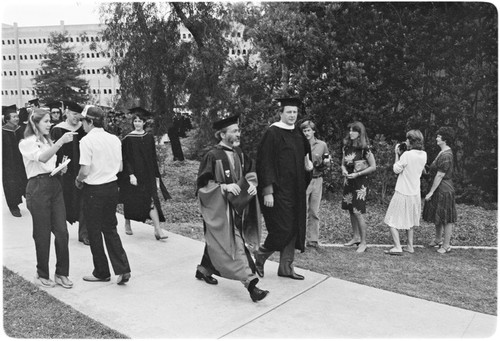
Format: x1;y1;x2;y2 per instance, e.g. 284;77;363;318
212;115;240;131
63;101;84;113
28;98;40;107
2;104;17;115
46;101;64;111
275;97;302;108
128;107;153;120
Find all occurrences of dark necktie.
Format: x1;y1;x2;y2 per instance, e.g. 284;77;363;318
233;151;242;181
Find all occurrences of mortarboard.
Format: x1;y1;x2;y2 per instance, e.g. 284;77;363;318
2;104;18;115
63;101;84;113
128;107;152;119
28;98;40;107
275;97;302;108
46;101;64;111
18;107;29;123
212;114;240;131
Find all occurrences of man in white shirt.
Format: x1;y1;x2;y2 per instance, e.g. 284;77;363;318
75;106;131;285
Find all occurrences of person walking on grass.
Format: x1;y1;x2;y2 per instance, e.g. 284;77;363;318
423;126;457;254
383;130;427;255
195;114;269;302
75;106;131;285
19;108;76;289
341;121;376;253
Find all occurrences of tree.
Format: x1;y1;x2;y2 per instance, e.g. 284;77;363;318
33;31;89;104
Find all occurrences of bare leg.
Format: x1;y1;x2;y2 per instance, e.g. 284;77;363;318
442;223;453;249
150;206;167;240
344;212;361;246
405;228;414;253
124;219;133;235
355;213;367;253
389;226;402;251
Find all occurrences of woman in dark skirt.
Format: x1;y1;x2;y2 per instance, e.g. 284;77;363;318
120;111;170;240
423;126;457;254
340;121;376;253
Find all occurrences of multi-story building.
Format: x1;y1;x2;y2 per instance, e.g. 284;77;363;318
2;20;255;109
1;21;120;108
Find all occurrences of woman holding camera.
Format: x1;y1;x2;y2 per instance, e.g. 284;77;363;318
341;121;376;253
383;130;427;255
423;126;457;254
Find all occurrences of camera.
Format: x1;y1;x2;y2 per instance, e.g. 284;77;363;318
397;142;407;155
322;153;330;160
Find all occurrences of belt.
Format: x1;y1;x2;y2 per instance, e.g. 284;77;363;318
29;172;52;180
312;175;323;179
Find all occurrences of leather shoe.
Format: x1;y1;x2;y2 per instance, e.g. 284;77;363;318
195;270;218;285
83;275;110;282
278;273;305;280
250;286;269;302
117;272;131;285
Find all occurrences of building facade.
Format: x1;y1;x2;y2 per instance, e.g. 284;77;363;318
2;21;120;108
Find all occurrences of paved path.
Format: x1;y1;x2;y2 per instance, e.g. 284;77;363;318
2;200;497;338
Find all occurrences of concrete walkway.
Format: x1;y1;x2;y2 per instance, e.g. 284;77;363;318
2;200;497;338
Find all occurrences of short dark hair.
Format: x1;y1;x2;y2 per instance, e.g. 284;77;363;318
83;116;104;128
436;126;455;146
300;120;316;131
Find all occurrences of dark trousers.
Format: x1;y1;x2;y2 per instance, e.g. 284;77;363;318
25;175;69;279
82;181;130;279
258;234;297;276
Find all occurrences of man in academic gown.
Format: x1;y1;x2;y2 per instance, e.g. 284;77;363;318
2;105;27;217
255;97;313;280
195;115;269;302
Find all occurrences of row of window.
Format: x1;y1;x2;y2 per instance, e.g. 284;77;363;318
2;88;120;96
231;49;248;55
3;68;110;77
3;52;122;61
2;36;103;46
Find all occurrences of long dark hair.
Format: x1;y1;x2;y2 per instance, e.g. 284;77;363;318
343;121;369;150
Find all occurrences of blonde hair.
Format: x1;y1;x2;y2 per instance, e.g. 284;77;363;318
24;108;52;145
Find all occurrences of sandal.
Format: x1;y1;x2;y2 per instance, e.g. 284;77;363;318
437;246;452;254
384;248;403;256
402;246;415;254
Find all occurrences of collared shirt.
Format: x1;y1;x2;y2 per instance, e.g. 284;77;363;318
18;135;57;178
79;127;122;185
310;137;329;178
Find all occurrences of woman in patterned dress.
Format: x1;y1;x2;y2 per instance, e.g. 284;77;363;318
423;127;457;254
383;130;427;255
341;121;376;253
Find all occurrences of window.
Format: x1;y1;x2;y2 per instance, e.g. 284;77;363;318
70;38;73;42
13;55;16;60
86;53;90;58
3;71;7;76
92;69;95;74
43;38;47;43
108;89;112;94
8;56;11;60
9;71;12;76
31;71;34;76
38;39;42;43
183;34;186;39
91;37;94;42
2;40;4;45
92;89;96;94
34;55;38;59
231;49;235;55
29;39;32;44
103;89;107;94
116;89;121;94
91;53;95;58
30;55;33;60
76;37;80;42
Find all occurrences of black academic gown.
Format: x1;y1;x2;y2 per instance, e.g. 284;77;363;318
120;132;170;223
256;125;311;252
50;122;86;224
2;123;27;208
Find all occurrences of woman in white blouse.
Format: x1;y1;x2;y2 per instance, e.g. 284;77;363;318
383;130;427;255
19;108;76;288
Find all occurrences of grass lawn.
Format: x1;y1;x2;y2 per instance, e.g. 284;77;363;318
3;146;497;338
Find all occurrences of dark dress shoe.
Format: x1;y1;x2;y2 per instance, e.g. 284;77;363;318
117;272;131;285
278;273;305;280
83;275;110;282
195;270;218;285
249;286;269;302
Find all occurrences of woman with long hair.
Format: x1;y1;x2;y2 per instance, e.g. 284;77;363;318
340;121;376;253
423;126;457;254
18;108;76;288
383;130;427;255
120;111;170;240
